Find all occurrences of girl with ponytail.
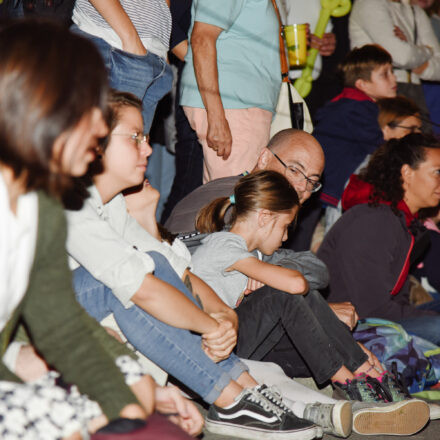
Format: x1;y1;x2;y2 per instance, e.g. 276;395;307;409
193;170;308;308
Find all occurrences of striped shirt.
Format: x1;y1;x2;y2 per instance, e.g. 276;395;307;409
73;0;171;58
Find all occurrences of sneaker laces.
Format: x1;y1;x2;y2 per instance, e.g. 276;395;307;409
359;375;389;402
389;362;411;399
258;385;294;414
244;387;284;419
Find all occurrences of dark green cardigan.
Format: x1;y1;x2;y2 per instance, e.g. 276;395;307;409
0;191;139;420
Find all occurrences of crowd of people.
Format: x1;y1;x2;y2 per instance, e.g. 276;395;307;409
1;0;440;439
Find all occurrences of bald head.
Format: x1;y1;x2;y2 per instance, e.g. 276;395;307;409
255;129;325;203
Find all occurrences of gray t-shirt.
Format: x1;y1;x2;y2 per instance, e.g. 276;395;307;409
191;232;256;308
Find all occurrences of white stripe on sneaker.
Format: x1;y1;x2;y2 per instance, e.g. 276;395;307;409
217;410;278;423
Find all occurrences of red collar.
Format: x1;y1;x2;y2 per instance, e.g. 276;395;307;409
331;87;375;103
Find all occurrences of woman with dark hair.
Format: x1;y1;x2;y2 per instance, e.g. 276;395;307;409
318;133;440;345
0;19;200;439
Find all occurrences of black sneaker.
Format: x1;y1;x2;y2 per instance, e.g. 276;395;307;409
205;386;319;440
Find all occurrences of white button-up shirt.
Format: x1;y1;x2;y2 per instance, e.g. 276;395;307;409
66;185;191;307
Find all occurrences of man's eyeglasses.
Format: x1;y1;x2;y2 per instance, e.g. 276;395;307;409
112;132;150;147
270;150;322;193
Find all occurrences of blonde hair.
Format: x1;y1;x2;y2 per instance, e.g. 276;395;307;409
196;170;299;233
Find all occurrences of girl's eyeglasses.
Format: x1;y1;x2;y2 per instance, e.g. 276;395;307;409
112;132;149;147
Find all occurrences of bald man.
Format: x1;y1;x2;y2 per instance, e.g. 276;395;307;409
165;129;325;234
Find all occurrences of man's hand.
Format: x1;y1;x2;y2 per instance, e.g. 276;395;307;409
202;316;237;362
206;114;232;160
413;60;429;74
394;25;407;42
329;302;359;330
155;385;204;436
358;342;384;373
310;32;336;57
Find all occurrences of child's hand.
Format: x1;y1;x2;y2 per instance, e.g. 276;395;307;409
245;278;265;294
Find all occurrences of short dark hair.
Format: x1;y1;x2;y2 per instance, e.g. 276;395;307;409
377;96;420;129
359;133;440;212
0;19;108;197
99;89;143;152
341;44;392;88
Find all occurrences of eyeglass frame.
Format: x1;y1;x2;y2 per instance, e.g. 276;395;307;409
270;149;322;193
387;121;422;133
111;132;150;147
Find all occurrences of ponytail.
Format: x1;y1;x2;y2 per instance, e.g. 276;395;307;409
196;197;236;233
196;170;299;233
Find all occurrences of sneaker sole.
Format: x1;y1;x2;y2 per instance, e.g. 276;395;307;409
204;419;318;440
331;400;352;438
353;399;429;436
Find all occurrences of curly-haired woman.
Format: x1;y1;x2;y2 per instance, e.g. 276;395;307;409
318;133;440;345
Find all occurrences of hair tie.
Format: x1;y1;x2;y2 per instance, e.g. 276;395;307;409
229;195;236;205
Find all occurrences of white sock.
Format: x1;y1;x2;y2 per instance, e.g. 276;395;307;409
289;398;307;418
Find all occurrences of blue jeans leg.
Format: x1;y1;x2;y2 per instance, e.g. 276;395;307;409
70;27;172;132
72;251;247;403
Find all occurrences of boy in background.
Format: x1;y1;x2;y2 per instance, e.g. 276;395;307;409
314;45;396;217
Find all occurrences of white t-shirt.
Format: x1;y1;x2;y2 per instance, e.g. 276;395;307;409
0;172;38;333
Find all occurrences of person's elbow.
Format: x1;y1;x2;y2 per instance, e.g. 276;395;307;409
131;273;156;305
286;274;309;295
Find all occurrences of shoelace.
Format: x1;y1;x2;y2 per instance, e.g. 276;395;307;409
258;386;294;414
244;387;284;419
390;363;411;399
359;376;389;402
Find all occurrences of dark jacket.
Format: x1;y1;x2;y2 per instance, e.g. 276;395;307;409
314;88;384;207
318;176;435;321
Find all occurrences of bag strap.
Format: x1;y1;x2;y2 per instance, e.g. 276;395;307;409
270;0;290;83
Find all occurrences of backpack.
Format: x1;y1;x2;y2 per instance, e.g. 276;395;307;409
353;318;440;395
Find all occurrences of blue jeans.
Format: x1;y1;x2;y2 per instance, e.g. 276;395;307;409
73;251;247;404
397;299;440;345
71;26;173;132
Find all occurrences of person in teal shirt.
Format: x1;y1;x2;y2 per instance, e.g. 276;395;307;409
180;0;281;182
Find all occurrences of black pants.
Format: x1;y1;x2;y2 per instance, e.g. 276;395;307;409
235;289;367;385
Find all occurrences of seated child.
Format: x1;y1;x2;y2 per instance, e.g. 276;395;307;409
314;44;396;210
